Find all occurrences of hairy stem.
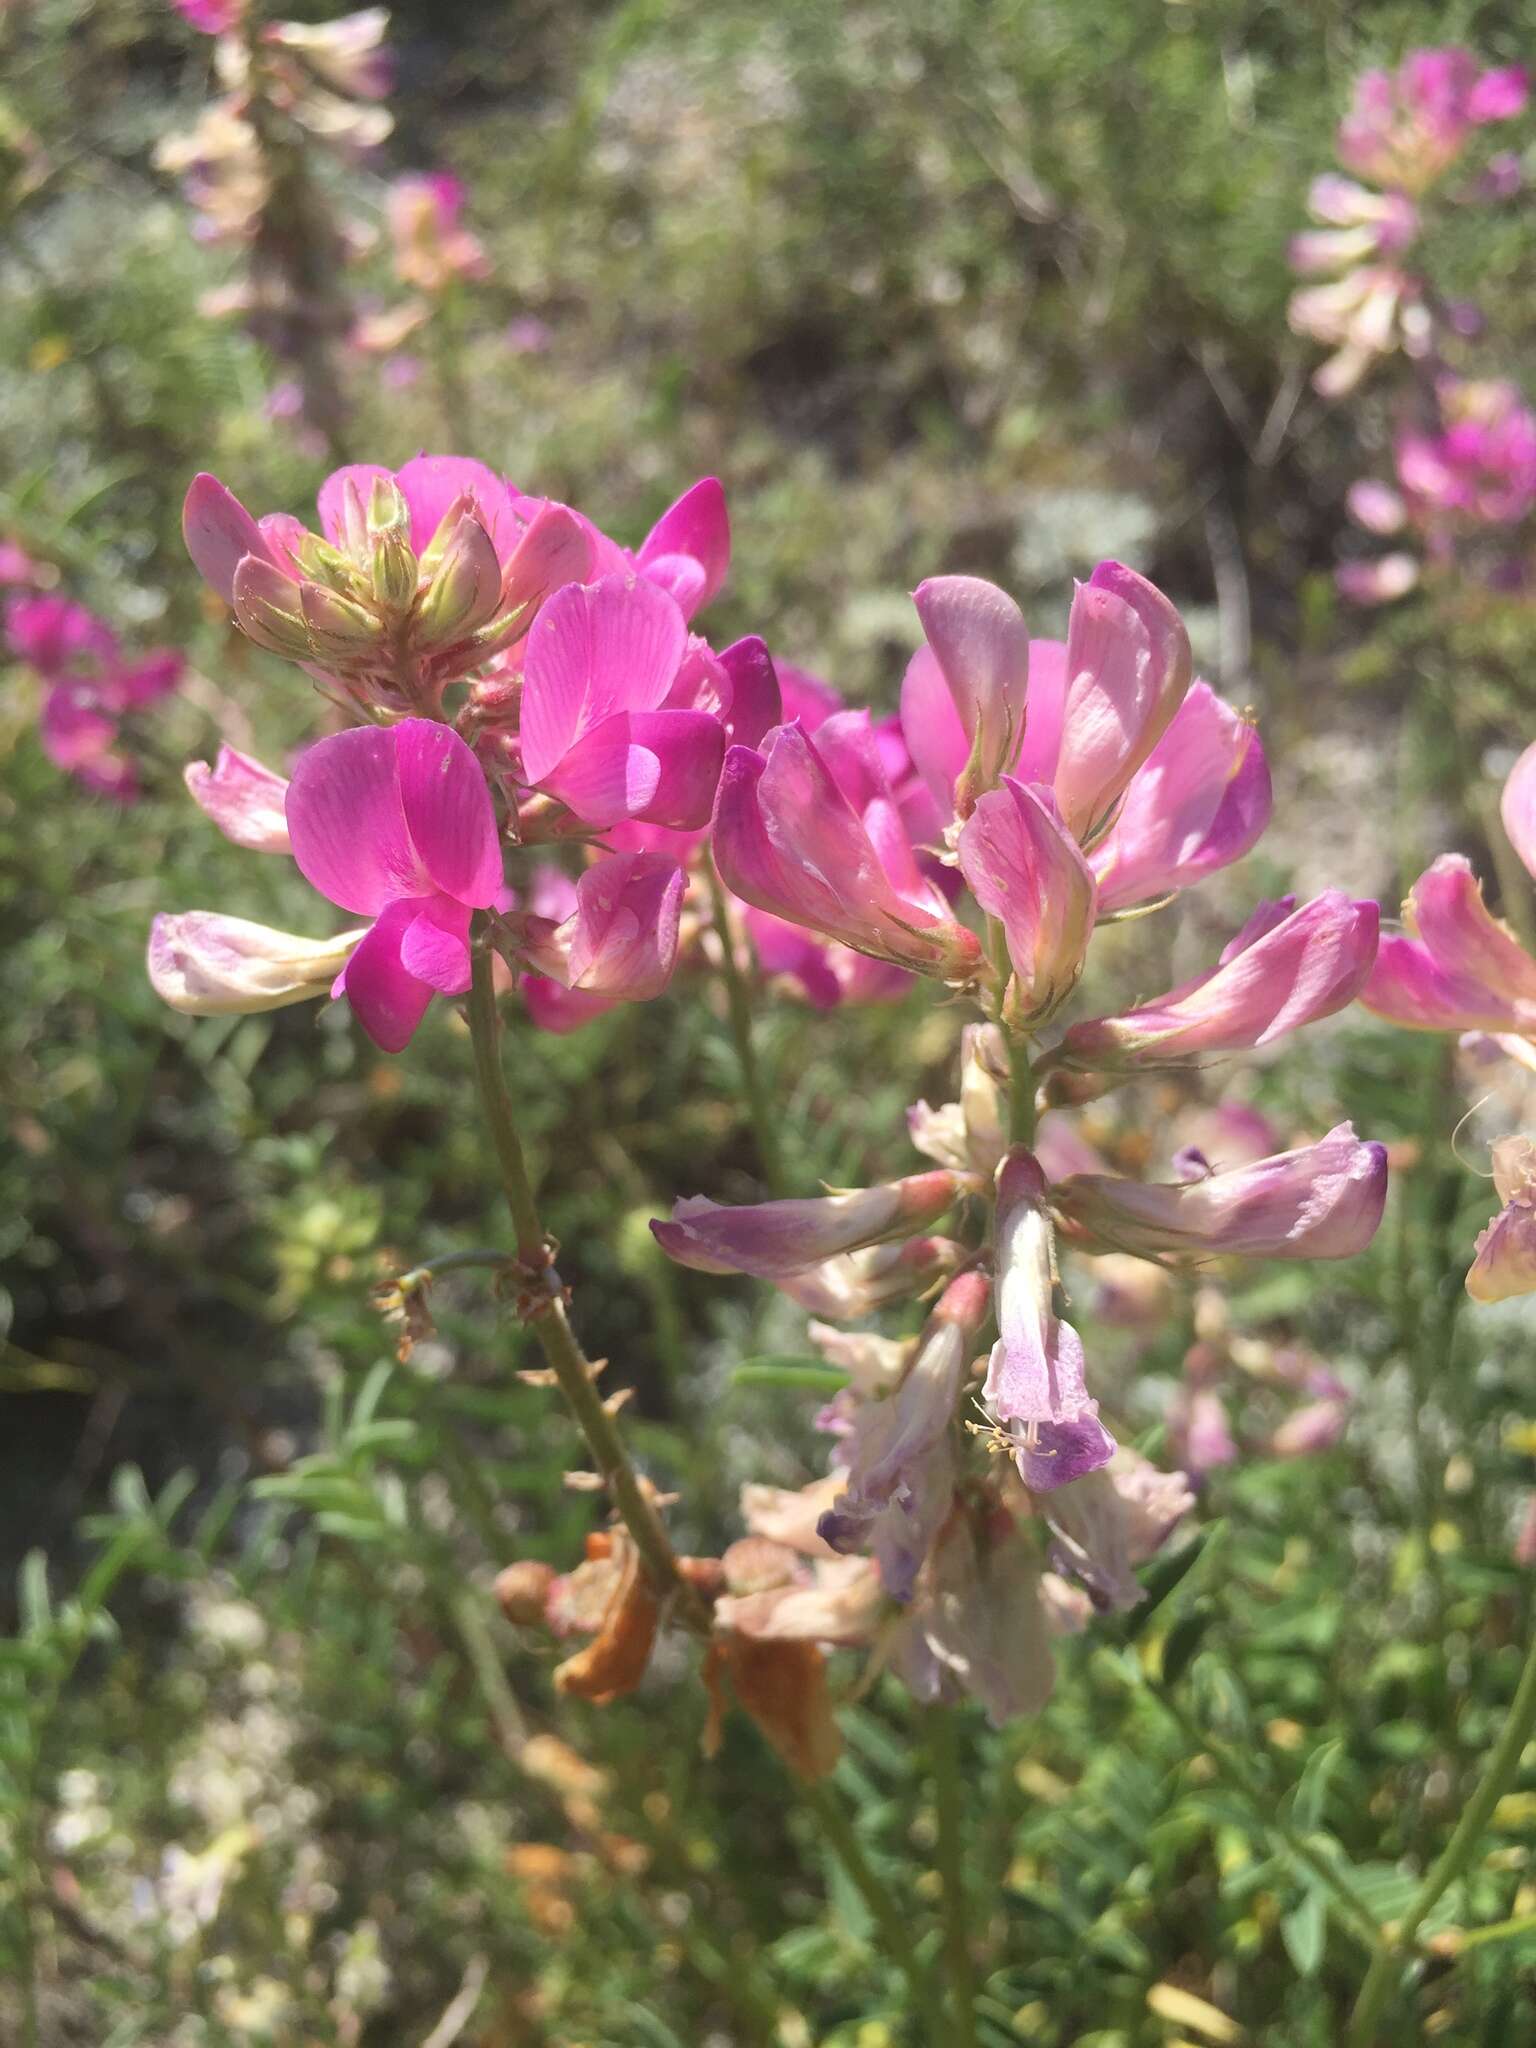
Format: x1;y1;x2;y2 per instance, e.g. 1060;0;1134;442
927;1705;977;2045
705;858;788;1193
465;938;708;1629
1347;1623;1536;2046
802;1778;948;2039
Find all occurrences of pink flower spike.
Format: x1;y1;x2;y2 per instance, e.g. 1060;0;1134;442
1090;683;1272;912
559;851;685;999
182;475;284;607
1059;891;1379;1069
912;575;1029;814
712;729;982;982
1363;854;1536;1033
1501;741;1536;883
1054;1123;1387;1262
636;477;730;620
1053;561;1192;842
985;1148;1115;1491
184;745;292;853
957;776;1096;1019
651;1171;967;1279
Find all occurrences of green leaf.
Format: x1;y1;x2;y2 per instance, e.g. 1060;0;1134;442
1160;1603;1214;1686
18;1550;51;1637
1291;1738;1343;1832
1281;1889;1327;1977
730;1358;850;1393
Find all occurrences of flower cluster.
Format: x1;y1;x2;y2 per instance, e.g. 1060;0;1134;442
157;5;395;450
154;453;741;1047
1289;48;1527;397
5;591;182;802
1364;739;1536;1301
646;563;1386;1724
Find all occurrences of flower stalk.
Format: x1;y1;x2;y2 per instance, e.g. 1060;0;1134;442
706;855;788;1193
1346;1621;1536;2045
465;936;709;1630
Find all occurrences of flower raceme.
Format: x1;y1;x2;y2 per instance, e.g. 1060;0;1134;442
1363;738;1536;1303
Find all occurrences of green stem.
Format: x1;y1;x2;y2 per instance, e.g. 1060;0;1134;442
927;1705;977;2045
1347;1625;1536;2046
705;858;788;1193
465;938;709;1630
1007;1029;1037;1148
1149;1683;1386;1957
803;1778;948;2040
450;1585;530;1757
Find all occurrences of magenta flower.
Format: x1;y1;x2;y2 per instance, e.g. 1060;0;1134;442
170;0;242;33
1363;855;1536;1034
520;850;685;1003
6;593;182;801
743;908;911;1009
517;574;724;828
651;1171;968;1279
1338;50;1528;193
1053;1124;1388;1262
572;476;731;624
712;719;984;983
1056;892;1379;1071
985;1149;1115;1491
1088;683;1271;911
956;776;1096;1021
285;718;504;1051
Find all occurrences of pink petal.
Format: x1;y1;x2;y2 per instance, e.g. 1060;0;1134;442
393;717;503;906
899;643;970;819
521;975;615;1033
718;636;783;750
637;476;730;616
1091;683;1272;911
110;651;184;710
337;900;437;1051
287;725;424;916
501;502;593;616
316;463;393;549
519;574;689;786
777;663;842;730
1364;855;1536;1030
1015;638;1068;785
1502;740;1536;884
39;687;116;770
1054;561;1191;838
183;474;277;605
398;896;474;993
957;776;1096;1012
637;552;706;617
912;574;1029;802
184;745;292;853
393;453;522;561
564;851;684;998
535;712;662;826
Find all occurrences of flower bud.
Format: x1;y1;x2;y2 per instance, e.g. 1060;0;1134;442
411;513;502;651
148;911;364;1015
299;579;387;661
231;555;312;659
957;775;1096;1023
652;1170;968;1279
1053;1123;1388;1262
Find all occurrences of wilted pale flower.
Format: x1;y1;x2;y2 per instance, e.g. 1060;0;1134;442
148;912;365;1016
651;1171;969;1278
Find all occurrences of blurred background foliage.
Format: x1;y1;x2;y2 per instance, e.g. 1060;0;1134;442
2;0;1535;2042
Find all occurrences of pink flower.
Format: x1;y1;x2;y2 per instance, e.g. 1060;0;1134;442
985;1149;1115;1491
817;1270;992;1601
387;172;490;293
6;594;117;677
1042;1450;1195;1610
518;575;724;829
1087;682;1271;912
1338;50;1527;193
1053;1124;1388;1262
520;850;685;1002
1363;854;1536;1034
1336;554;1421;606
570;476;732;624
712;719;984;983
956;776;1096;1021
773;1238;966;1321
651;1171;968;1279
170;0;242;33
1270;1398;1350;1458
1057;892;1379;1070
184;746;292;853
743;908;911;1009
285;718;504;1051
1169;1386;1239;1477
260;10;394;100
910;575;1029;816
1467;1135;1536;1302
7;594;182;801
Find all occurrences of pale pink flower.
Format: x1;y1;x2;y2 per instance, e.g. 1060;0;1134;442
148;912;365;1015
1363;855;1536;1034
1467;1135;1536;1302
651;1171;968;1279
1053;1124;1388;1262
184;746;291;853
386;172;490;293
957;778;1097;1022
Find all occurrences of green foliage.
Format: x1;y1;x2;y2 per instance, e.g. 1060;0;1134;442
3;0;1536;2042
